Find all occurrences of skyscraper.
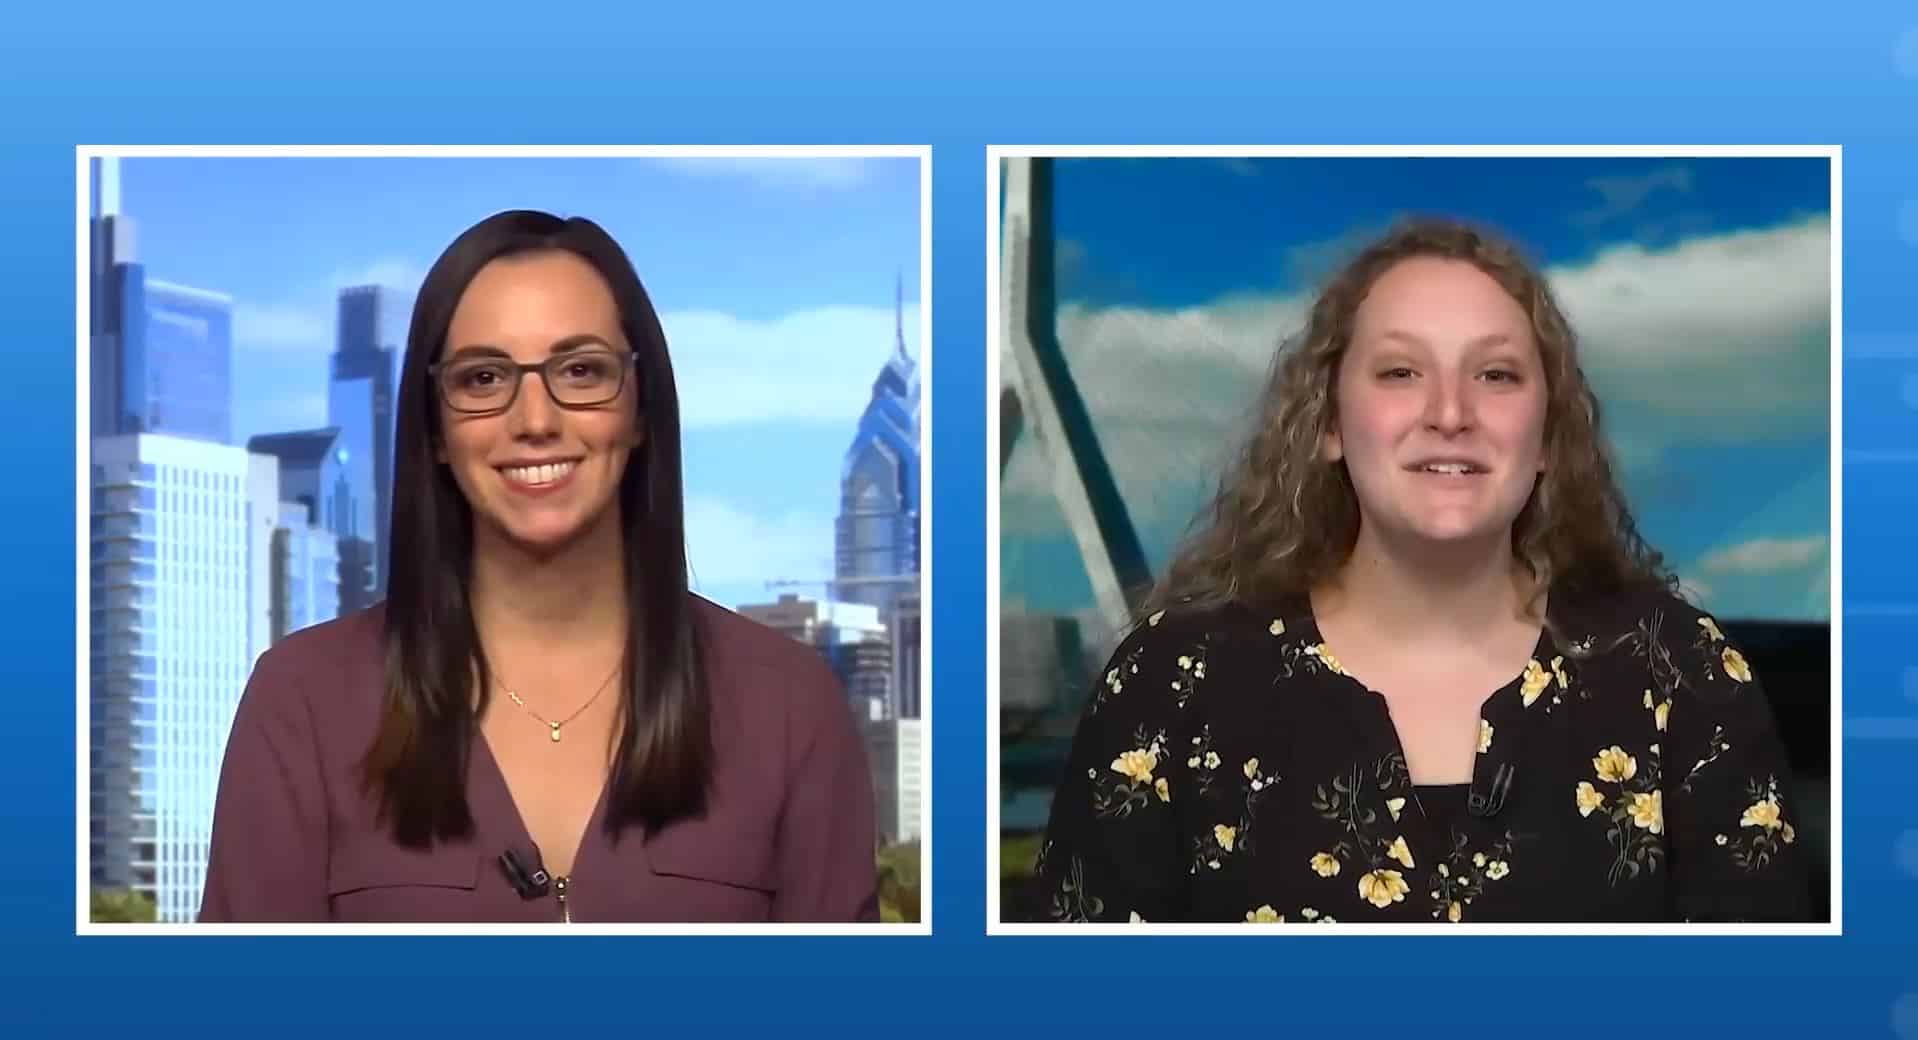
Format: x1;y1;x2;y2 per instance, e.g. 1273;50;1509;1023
326;285;414;609
87;158;234;445
89;434;277;923
88;157;137;440
890;588;921;720
833;277;920;622
268;501;341;642
736;593;893;722
247;428;356;553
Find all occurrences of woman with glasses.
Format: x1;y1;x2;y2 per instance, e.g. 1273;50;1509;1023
199;210;879;923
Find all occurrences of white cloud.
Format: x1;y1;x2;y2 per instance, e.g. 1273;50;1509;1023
233;301;330;354
1000;216;1832;562
1553;216;1831;432
652;157;878;192
665;303;920;427
682;496;834;594
1697;534;1828;575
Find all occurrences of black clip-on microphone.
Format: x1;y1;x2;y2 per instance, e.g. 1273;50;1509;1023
498;844;552;900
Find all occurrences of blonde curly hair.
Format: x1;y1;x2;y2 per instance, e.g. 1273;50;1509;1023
1141;217;1674;622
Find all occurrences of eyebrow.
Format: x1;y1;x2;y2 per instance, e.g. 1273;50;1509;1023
1375;330;1516;352
442;334;615;361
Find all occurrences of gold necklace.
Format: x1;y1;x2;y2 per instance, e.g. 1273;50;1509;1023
497;660;622;743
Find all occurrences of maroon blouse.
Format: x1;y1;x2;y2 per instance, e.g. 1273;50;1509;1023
198;597;880;923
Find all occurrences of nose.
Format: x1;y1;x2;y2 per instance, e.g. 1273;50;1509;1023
505;370;561;440
1421;372;1474;436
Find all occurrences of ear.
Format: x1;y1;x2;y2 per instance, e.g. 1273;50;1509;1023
1320;426;1344;463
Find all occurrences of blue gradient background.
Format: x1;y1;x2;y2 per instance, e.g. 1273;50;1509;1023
5;2;1916;1034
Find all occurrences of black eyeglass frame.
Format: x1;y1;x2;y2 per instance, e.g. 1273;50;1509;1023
428;349;641;415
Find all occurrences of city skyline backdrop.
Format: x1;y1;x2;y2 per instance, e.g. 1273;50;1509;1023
113;153;925;613
85;151;929;922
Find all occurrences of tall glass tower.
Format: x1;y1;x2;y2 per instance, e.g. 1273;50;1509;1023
833;278;920;625
89;434;277;923
326;285;413;609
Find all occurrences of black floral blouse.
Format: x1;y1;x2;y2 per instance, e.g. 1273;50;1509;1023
1031;588;1812;924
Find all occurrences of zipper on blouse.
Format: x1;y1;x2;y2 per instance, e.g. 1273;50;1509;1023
554;875;572;923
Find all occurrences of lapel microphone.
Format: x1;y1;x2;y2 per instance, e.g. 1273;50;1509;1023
498;844;552;900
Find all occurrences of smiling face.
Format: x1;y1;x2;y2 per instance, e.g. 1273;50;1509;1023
435;250;642;558
1323;256;1549;553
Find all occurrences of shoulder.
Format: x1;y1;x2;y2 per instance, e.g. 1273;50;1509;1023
1555;583;1761;703
1111;599;1287;658
241;604;387;717
690;596;853;737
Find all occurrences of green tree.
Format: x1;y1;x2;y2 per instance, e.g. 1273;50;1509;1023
876;841;921;924
90;887;157;923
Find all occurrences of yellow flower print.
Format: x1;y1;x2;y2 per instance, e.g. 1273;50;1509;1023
1485;860;1510;881
1593;746;1637;783
1643;689;1654;710
1472;852;1485;869
1243;756;1260;779
1722;647;1752;683
1111;748;1158;784
1699;616;1725;643
1438;863;1449;877
1269;619;1285;636
1478;719;1494;754
1245;905;1282;923
1310;852;1341;878
1214;824;1237;852
1629;791;1664;835
1655;700;1670;733
1300;907;1320;921
1447;901;1462;923
1177;655;1192;670
1358;869;1410;908
1203;751;1221;770
1187;755;1200;768
1520;659;1552;706
1148;610;1165;626
1576;781;1606;817
1783;822;1796;844
1715;834;1729;846
1310;643;1346;675
1387;835;1415;869
1550;655;1570;689
1741;797;1783;830
1386;797;1406;822
1155;778;1170;803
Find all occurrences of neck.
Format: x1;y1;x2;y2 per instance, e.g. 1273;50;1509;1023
1319;524;1537;643
468;511;629;666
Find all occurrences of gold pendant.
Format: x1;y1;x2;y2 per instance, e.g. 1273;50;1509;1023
549;722;562;743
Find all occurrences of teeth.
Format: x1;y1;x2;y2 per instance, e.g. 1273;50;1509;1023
1422;463;1476;474
503;461;575;485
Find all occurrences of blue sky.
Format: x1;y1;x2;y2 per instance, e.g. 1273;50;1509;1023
1001;156;1832;628
116;155;923;610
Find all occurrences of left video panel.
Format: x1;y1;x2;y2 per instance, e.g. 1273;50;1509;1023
78;147;931;934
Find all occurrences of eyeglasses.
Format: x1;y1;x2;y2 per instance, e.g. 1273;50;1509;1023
430;349;639;415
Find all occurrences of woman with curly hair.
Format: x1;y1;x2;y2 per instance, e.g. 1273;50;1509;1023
1031;219;1810;924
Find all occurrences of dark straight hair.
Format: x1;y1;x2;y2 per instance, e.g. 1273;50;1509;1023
362;209;710;847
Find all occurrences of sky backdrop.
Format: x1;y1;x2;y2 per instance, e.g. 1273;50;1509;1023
1001;156;1832;635
118;155;923;612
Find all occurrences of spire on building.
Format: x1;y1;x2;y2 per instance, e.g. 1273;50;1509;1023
893;268;908;363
